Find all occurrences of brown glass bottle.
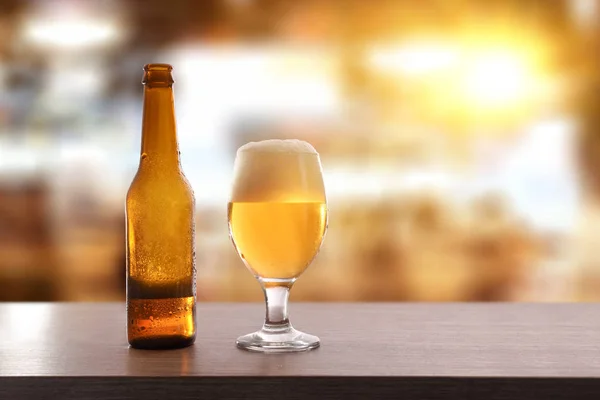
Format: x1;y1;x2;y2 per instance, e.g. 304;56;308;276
126;64;196;349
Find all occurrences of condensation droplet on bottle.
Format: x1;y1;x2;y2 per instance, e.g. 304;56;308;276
149;316;154;321
141;153;148;160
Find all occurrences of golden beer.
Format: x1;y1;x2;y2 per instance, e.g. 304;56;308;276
228;139;327;352
228;201;327;279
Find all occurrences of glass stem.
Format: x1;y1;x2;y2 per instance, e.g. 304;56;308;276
261;282;292;332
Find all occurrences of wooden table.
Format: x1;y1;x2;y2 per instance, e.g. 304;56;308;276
1;303;600;399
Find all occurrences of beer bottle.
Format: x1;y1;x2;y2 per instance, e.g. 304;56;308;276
126;64;196;349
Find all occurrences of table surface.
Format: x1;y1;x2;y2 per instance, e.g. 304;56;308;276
1;302;600;377
2;303;600;399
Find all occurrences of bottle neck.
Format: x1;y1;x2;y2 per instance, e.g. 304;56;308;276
140;85;180;169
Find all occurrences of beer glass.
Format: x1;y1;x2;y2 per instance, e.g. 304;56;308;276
228;139;327;352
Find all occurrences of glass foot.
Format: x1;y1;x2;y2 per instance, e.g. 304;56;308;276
236;326;320;353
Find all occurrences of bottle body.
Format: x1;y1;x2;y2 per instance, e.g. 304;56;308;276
126;64;196;349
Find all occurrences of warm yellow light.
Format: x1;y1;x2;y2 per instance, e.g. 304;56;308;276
366;33;546;121
463;53;530;106
368;43;459;75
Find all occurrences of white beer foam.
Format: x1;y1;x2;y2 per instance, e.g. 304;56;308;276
231;140;324;202
237;139;317;155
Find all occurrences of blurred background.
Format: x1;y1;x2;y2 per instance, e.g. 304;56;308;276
2;0;600;302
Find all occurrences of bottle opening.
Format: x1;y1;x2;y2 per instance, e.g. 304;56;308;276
143;63;174;87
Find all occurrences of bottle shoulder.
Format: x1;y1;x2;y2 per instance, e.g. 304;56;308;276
126;166;195;204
